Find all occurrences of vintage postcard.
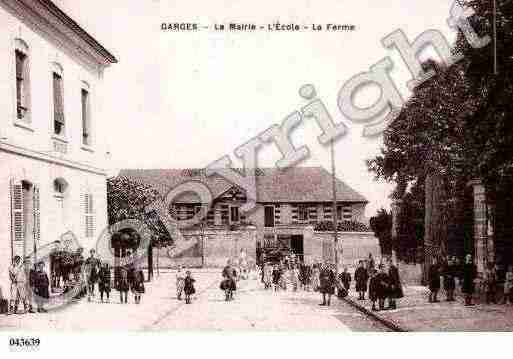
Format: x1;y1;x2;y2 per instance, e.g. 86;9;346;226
1;0;512;353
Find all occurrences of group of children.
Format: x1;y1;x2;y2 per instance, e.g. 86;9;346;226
175;266;196;304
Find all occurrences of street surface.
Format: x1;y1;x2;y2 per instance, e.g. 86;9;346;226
1;269;389;331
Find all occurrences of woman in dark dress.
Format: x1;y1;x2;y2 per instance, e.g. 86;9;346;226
428;257;441;303
221;260;237;300
462;254;477;306
319;263;336;306
443;257;456;301
387;260;403;310
375;264;389;311
34;262;50;313
184;271;196;304
98;263;111;303
355;260;369;300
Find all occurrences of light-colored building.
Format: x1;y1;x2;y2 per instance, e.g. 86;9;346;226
119;167;376;267
0;0;116;293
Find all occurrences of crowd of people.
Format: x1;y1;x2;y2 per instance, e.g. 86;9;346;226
5;248;146;315
427;253;513;306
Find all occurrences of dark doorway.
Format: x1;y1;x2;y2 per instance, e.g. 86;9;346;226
264;206;275;227
290;235;304;258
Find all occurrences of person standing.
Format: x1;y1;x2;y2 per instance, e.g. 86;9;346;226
354;260;369;300
428;257;441;303
503;265;513;305
116;267;130;304
263;262;272;290
368;269;379;311
221;260;237;300
33;262;50;313
338;266;351;298
311;263;320;292
8;256;30;315
84;249;100;302
184;271;196;304
319;263;336;306
131;270;145;304
176;265;185;300
387;260;403;310
484;263;497;304
462;254;477;306
375;264;389;311
367;253;375;274
98;262;111;303
443;257;456;301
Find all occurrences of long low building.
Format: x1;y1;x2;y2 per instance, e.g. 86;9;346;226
119;167;379;267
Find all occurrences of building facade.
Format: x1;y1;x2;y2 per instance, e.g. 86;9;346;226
119;167;374;266
0;0;116;292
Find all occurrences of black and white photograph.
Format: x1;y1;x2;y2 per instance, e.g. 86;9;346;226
0;0;512;355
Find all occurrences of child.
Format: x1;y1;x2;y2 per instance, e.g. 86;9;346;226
98;262;111;303
504;266;513;304
176;266;185;300
288;265;299;292
272;264;281;292
131;270;145;304
311;263;320;292
116;267;130;304
263;263;272;290
33;261;50;313
184;271;196;304
368;269;378;311
375;264;389;311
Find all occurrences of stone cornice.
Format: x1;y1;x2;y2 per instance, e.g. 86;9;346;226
0;141;107;176
1;0;117;71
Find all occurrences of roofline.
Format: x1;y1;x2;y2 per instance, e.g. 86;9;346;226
38;0;118;64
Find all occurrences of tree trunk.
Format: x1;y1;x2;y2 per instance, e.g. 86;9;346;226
147;242;153;282
423;172;448;282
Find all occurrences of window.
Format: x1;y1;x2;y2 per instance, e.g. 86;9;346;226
230;206;240;223
337;205;353;221
52;64;65;135
298;204;309;221
14;39;30;122
81;84;91;145
53;178;68;198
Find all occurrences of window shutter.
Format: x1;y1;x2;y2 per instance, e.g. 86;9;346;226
10;179;24;242
33;186;40;241
84;193;94;238
53;73;65;124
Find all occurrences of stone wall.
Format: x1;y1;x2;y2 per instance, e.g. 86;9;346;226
150;226;257;268
311;231;380;268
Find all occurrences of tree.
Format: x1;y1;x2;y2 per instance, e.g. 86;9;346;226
369;209;393;256
107;176;173;278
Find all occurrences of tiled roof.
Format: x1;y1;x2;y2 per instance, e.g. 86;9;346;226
117;167;368;204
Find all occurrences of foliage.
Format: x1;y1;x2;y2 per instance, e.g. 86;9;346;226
107;176;173;246
314;220;369;232
369;208;393;255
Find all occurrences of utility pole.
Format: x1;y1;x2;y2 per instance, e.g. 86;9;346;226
493;0;498;75
331;140;339;274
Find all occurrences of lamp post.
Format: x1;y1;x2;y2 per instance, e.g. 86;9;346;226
330;140;339;274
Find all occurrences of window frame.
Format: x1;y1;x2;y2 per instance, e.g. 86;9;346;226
51;63;66;137
13;39;31;124
81;81;92;147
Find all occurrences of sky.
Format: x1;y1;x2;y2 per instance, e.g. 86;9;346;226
53;0;457;217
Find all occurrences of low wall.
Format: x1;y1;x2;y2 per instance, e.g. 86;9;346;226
311;231;380;267
150;226;257;268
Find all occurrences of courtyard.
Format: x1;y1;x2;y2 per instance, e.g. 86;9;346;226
0;269;388;332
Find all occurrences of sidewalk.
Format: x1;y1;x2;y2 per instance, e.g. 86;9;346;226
345;285;513;331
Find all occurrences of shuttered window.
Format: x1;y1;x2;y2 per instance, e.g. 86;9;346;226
33;186;40;241
10;180;24;242
84;193;94;238
53;72;65;135
81;88;91;145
